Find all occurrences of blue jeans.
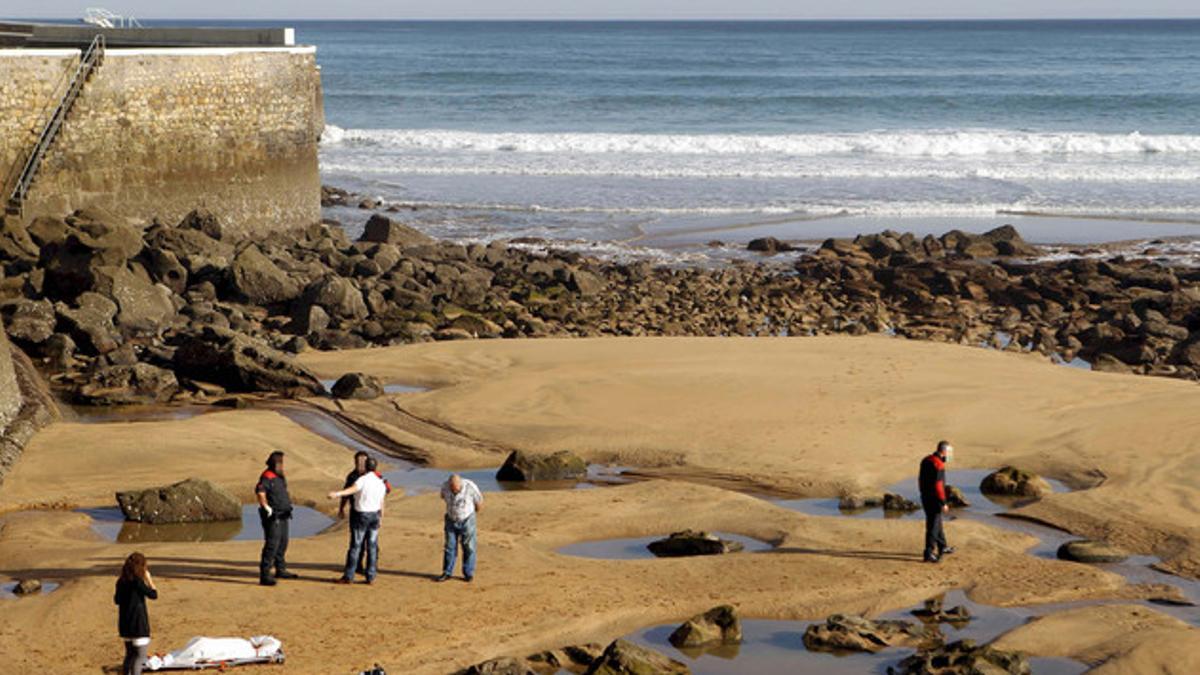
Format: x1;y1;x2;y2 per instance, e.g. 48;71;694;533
442;514;477;578
344;511;380;582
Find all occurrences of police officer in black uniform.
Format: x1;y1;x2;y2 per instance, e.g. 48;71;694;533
256;451;297;586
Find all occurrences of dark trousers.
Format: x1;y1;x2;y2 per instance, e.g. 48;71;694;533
923;502;947;560
344;511;381;582
351;511;381;573
260;513;290;581
122;640;147;675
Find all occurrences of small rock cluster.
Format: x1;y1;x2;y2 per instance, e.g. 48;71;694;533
454;638;686;675
646;530;746;558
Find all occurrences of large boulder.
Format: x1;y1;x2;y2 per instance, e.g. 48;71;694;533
980;466;1052;499
583;639;690;675
495;450;587;482
95;266;176;334
646;530;744;558
230;245;301;305
116;478;241;524
331;372;384;400
142;224;234;278
358;214;434;248
0;299;57;346
298;275;369;322
178;209;223;240
803;614;925;653
56;293;120;355
1056;539;1129;564
39;223;142;300
172;326;324;396
887;639;1031;675
668;605;742;649
74;363;180;406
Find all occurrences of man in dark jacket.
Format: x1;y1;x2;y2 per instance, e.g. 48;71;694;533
256;451;297;586
918;440;956;563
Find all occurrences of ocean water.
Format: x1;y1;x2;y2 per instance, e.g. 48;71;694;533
303;21;1200;256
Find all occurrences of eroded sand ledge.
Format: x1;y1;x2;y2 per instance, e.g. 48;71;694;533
1;336;1198;673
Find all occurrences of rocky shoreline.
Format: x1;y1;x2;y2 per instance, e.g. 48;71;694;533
1;204;1199;412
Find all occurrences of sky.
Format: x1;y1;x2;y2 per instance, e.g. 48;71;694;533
4;1;1198;21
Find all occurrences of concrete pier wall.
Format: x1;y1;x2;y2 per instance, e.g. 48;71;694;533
0;46;324;237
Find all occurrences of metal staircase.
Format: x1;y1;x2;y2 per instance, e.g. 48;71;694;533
5;34;105;218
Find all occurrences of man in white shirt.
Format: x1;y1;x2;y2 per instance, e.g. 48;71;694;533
327;457;388;584
436;473;483;582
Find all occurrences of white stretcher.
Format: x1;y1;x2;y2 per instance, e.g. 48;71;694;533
145;636;284;671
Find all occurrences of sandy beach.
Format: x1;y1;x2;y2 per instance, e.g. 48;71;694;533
2;335;1198;673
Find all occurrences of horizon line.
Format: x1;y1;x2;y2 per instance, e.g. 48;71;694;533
9;16;1200;23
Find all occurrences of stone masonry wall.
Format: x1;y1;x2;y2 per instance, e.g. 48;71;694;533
0;47;324;237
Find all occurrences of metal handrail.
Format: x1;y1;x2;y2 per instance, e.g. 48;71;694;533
6;34;105;214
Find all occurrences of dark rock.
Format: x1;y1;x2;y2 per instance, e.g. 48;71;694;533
1;299;56;346
39;225;141;300
299;275;369;321
496;450;587;482
583;639;690;675
453;657;535;675
359;214;434;248
231;245;301;305
747;237;795;254
945;485;970;508
646;530;745;558
803;614;925;653
173;326;324;396
116;477;241;524
26;216;69;248
178;209;223;240
1056;539;1129;564
331;372;384;400
839;494;884;510
668;605;742;648
56;293;120;355
568;269;604;297
911;596;972;624
979;466;1052;498
141;248;188;295
887;640;1031;675
75;363;180;406
882;493;920;512
13;579;42;596
289;304;331;336
100;266;175;334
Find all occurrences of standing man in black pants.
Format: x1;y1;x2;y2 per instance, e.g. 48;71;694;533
256;451;297;586
918;440;956;563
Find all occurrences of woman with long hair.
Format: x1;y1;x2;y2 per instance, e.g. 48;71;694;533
114;552;158;675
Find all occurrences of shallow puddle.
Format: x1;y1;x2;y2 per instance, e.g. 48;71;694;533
386;464;630;496
771;469;1200;625
1;581;61;599
80;505;335;543
625;593;1088;675
319;379;429;395
67;404;216;424
558;532;773;561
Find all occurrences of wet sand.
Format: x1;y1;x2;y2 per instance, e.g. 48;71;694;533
2;336;1199;673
